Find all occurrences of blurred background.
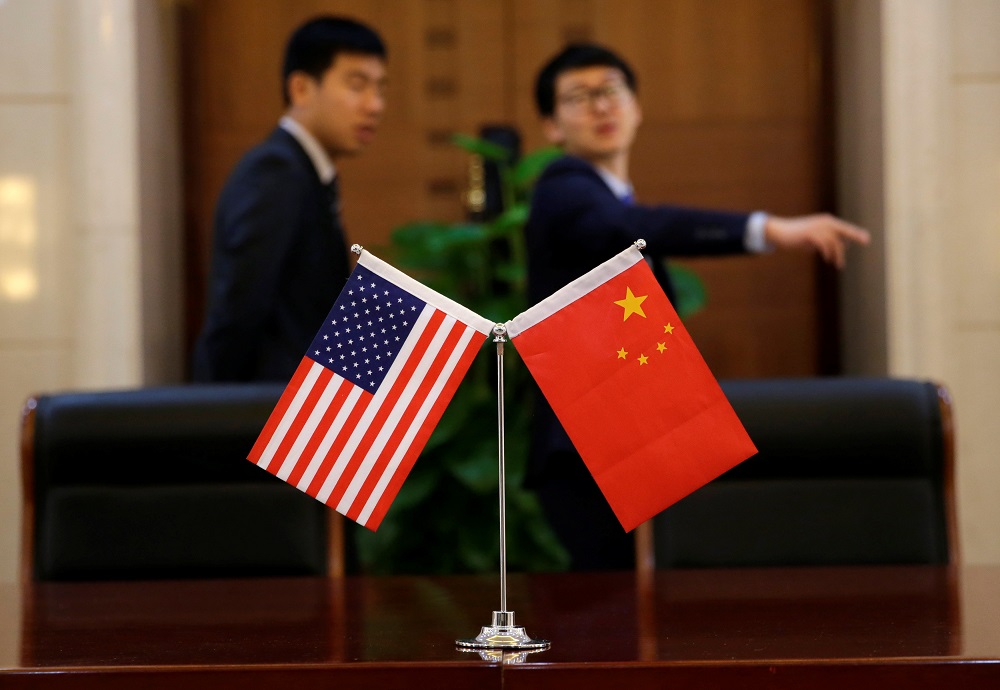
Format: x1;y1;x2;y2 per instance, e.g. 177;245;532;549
0;0;997;580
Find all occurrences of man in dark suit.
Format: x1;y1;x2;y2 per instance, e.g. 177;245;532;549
193;16;387;382
525;43;871;570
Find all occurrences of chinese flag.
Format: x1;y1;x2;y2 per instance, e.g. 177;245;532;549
506;245;757;531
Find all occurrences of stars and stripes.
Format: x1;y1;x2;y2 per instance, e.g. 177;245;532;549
249;250;494;530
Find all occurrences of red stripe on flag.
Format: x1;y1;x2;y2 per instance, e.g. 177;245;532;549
343;317;467;522
248;358;313;463
361;327;483;529
324;309;449;509
284;378;351;488
304;391;373;499
262;363;333;474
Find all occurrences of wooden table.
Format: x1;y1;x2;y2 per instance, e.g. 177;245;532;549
3;565;1000;689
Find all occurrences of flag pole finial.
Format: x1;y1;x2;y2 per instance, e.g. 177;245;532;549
634;238;647;250
493;323;507;349
350;244;363;255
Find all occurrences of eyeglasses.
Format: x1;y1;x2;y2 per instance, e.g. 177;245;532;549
557;82;632;111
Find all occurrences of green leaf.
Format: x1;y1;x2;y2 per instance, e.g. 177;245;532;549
451;133;512;161
423;223;487;251
512;146;562;190
456;520;499;571
490;205;529;234
493;262;526;285
447;438;498;494
667;262;708;318
475;295;525;323
505;489;570;570
390;460;441;511
370;141;708;575
391;220;452;246
423;391;473;452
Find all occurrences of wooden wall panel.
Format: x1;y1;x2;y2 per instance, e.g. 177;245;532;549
180;0;836;378
180;0;509;351
508;0;831;378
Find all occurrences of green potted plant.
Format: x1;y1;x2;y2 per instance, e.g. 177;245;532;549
353;134;706;574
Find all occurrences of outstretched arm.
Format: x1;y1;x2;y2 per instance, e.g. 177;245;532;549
764;213;871;269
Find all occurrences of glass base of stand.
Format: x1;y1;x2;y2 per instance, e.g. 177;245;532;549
455;610;550;651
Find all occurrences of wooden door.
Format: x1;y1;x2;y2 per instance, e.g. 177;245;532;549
179;0;836;378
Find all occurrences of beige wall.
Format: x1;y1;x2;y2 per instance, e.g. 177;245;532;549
0;0;997;582
0;0;183;582
837;0;1000;563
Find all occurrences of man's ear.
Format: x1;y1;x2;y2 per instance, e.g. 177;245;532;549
542;117;565;146
286;71;316;107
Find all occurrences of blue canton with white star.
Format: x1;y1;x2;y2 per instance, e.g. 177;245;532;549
307;265;425;394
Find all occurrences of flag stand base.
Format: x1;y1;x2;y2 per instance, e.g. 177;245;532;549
456;330;550;660
455;610;550;651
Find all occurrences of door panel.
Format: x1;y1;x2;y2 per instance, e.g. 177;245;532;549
180;0;835;378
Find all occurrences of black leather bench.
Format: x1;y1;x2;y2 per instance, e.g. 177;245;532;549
638;377;956;570
21;384;345;582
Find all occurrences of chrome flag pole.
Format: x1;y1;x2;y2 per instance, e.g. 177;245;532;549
496;325;509;613
456;324;549;655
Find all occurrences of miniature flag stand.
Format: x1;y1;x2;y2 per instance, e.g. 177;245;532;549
250;241;756;659
455;324;550;656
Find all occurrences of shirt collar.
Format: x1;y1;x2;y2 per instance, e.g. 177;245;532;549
593;166;634;202
280;115;337;184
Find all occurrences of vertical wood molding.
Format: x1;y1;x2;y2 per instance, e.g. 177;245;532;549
834;0;888;376
137;0;184;384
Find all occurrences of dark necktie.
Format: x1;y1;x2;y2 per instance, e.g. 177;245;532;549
324;176;341;219
322;177;347;254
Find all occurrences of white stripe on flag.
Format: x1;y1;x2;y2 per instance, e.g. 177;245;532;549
294;381;365;492
255;363;323;468
336;312;460;515
355;323;478;526
275;373;342;481
315;305;436;503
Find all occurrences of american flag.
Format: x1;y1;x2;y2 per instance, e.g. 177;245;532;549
249;250;494;530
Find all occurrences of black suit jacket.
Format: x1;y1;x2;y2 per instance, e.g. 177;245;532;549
193;127;349;382
525;155;749;307
524;154;751;458
523;155;752;568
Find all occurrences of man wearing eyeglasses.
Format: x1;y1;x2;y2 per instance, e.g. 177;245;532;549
525;43;870;570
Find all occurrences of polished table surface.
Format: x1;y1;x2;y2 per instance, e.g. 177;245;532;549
3;565;1000;689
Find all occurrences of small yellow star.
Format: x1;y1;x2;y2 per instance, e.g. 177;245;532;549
656;342;667;353
617;347;628;360
614;287;648;321
663;323;675;334
638;354;649;365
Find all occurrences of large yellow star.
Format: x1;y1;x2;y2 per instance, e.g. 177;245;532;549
614;287;648;321
617;347;628;360
663;323;675;334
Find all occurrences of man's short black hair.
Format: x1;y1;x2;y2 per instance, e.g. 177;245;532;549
534;43;637;117
282;16;387;105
